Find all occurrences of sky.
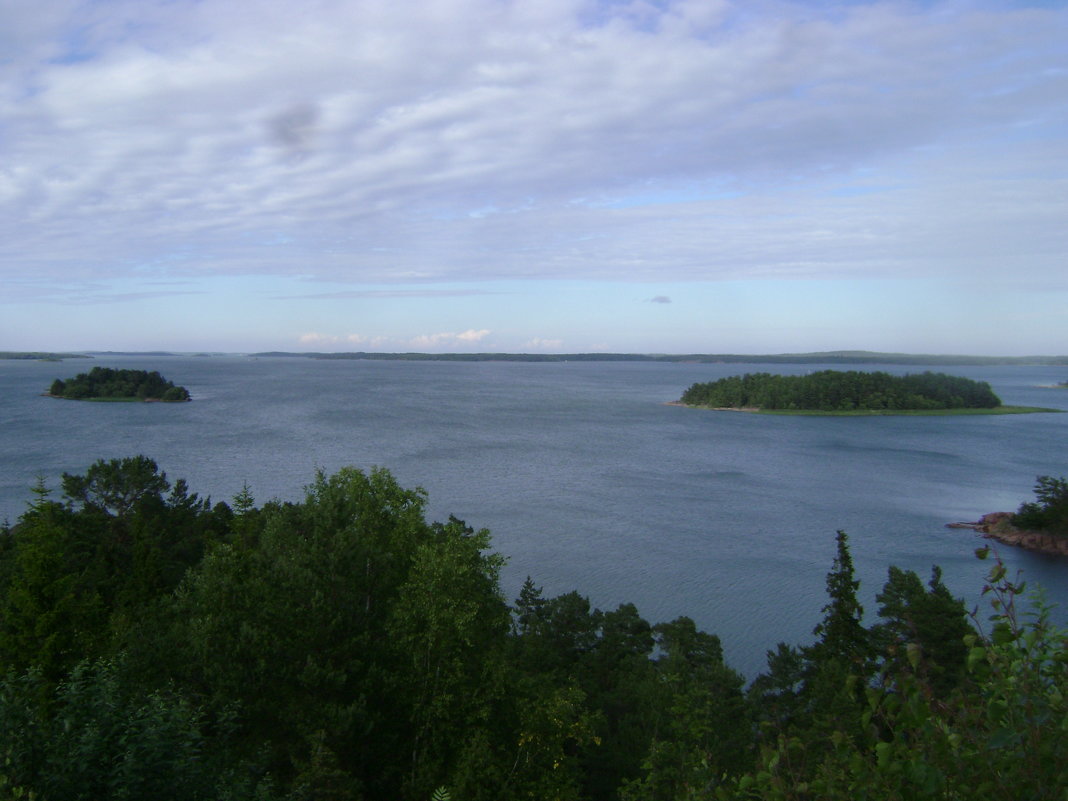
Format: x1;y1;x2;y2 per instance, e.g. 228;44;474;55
2;0;1066;355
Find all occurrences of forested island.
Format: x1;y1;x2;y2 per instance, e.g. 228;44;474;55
678;370;1054;414
46;367;191;401
0;457;1064;800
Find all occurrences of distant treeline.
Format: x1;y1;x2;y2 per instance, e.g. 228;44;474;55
251;350;1068;366
48;367;191;401
7;350;1068;365
679;370;1001;411
0;352;90;361
0;458;1064;800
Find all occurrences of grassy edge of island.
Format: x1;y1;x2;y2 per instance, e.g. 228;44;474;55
669;402;1062;416
42;393;189;403
752;405;1057;416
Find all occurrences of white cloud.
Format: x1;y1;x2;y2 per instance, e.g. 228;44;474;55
345;333;387;347
0;0;1065;296
455;328;491;342
298;331;389;348
409;329;491;348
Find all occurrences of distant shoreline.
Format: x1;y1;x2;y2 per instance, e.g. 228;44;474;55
0;352;91;361
7;350;1068;366
248;350;1068;366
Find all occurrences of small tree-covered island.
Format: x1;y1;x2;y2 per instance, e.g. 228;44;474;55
678;370;1056;415
46;366;191;402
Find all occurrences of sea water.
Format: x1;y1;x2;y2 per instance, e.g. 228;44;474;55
2;355;1067;677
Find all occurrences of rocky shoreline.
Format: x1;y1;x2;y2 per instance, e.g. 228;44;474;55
947;512;1068;557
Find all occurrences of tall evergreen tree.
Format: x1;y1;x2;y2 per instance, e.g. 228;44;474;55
810;530;870;668
873;565;971;695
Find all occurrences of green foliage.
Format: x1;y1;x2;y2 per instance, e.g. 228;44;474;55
720;549;1068;801
507;678;600;801
746;531;876;777
871;565;971;696
622;619;751;801
680;370;1001;411
0;458;227;680
155;468;522;801
811;531;869;663
0;656;273;801
6;459;1068;801
746;642;805;733
387;516;511;799
1012;474;1068;535
0;484;101;676
168;467;430;791
46;366;190;401
61;455;171;517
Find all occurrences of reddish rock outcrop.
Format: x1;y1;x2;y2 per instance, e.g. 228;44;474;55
947;512;1068;557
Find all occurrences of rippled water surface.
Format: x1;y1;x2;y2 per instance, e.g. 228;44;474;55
3;356;1067;676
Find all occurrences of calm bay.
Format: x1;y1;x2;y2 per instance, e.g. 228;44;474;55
2;355;1067;677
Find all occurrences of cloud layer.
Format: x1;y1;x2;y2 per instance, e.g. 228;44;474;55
2;0;1065;299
